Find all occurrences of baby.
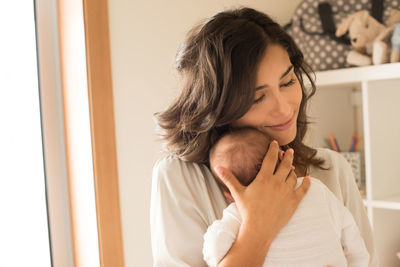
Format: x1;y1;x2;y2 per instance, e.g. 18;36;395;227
203;128;369;267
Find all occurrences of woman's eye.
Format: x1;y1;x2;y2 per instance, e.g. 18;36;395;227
281;78;296;87
253;95;264;104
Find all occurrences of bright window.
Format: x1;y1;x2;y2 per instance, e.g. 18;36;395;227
0;1;51;266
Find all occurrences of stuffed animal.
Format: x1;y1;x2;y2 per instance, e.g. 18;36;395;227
373;22;400;64
335;10;400;66
390;23;400;62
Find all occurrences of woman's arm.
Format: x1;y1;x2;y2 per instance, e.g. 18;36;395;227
215;141;310;267
151;155;231;266
310;149;378;266
151;158;213;266
335;153;378;267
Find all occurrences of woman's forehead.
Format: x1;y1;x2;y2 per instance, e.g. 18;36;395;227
256;44;292;85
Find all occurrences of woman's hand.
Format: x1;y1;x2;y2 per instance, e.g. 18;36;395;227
214;140;310;243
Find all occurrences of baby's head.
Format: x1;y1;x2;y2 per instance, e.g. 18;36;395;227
209;128;272;188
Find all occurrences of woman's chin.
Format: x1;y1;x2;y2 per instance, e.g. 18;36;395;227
275;130;297;146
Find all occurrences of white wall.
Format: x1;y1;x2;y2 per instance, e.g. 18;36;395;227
107;1;302;265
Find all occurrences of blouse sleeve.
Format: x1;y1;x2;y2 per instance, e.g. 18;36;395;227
150;156;226;267
334;151;378;267
323;178;370;266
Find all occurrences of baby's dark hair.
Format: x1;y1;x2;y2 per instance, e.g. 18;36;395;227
209;127;272;187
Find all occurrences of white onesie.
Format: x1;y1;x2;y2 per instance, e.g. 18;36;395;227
203;177;369;267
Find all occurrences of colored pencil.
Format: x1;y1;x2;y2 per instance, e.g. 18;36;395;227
333;136;341;152
330;134;338;152
323;138;331;149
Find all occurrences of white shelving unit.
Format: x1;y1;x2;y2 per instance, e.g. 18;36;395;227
306;62;400;267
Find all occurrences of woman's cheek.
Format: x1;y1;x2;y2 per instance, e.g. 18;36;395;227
292;84;303;108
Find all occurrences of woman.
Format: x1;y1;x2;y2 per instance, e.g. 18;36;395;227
150;7;377;266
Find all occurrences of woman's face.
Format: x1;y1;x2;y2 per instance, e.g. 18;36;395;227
232;44;303;146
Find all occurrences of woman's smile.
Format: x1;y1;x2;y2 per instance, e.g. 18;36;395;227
265;111;295;131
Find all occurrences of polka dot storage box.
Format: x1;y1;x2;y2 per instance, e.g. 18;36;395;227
284;0;399;71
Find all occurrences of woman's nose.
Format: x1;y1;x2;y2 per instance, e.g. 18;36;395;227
268;91;291;117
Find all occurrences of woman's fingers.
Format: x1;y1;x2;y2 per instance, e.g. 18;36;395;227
223;191;235;202
294;176;311;201
275;148;294;179
258;140;280;175
214;166;244;200
285;167;297;188
278;150;285;161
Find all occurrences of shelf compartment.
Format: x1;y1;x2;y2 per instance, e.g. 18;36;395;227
372;208;400;267
366;78;400;202
306;85;362;151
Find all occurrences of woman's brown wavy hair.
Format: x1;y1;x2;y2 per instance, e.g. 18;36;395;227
154;7;324;175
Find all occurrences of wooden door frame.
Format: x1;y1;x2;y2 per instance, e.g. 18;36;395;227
82;0;125;266
37;0;124;266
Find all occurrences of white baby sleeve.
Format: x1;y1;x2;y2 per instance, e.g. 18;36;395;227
202;203;241;267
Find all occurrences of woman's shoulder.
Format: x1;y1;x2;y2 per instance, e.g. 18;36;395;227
151;154;227;225
310;148;356;202
152;154;215;193
313;147;350;169
153;155;206;179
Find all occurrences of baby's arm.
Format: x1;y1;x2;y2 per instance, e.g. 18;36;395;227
202;203;242;267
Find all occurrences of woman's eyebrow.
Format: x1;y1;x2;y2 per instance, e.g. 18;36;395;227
255;65;294;91
280;65;293;79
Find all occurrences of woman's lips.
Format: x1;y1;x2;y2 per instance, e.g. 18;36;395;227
266;114;295;131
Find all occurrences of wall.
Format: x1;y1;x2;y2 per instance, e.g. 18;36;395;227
107;0;302;265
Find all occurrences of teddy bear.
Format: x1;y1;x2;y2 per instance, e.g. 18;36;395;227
335;10;400;66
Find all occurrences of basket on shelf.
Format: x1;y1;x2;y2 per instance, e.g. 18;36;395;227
340;151;363;188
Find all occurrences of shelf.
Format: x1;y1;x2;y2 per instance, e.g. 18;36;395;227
363;196;400;210
370;201;400;210
310;62;400;86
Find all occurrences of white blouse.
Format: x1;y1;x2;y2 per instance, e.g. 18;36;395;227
150;148;378;266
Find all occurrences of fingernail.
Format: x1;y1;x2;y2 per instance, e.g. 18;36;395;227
214;166;223;176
